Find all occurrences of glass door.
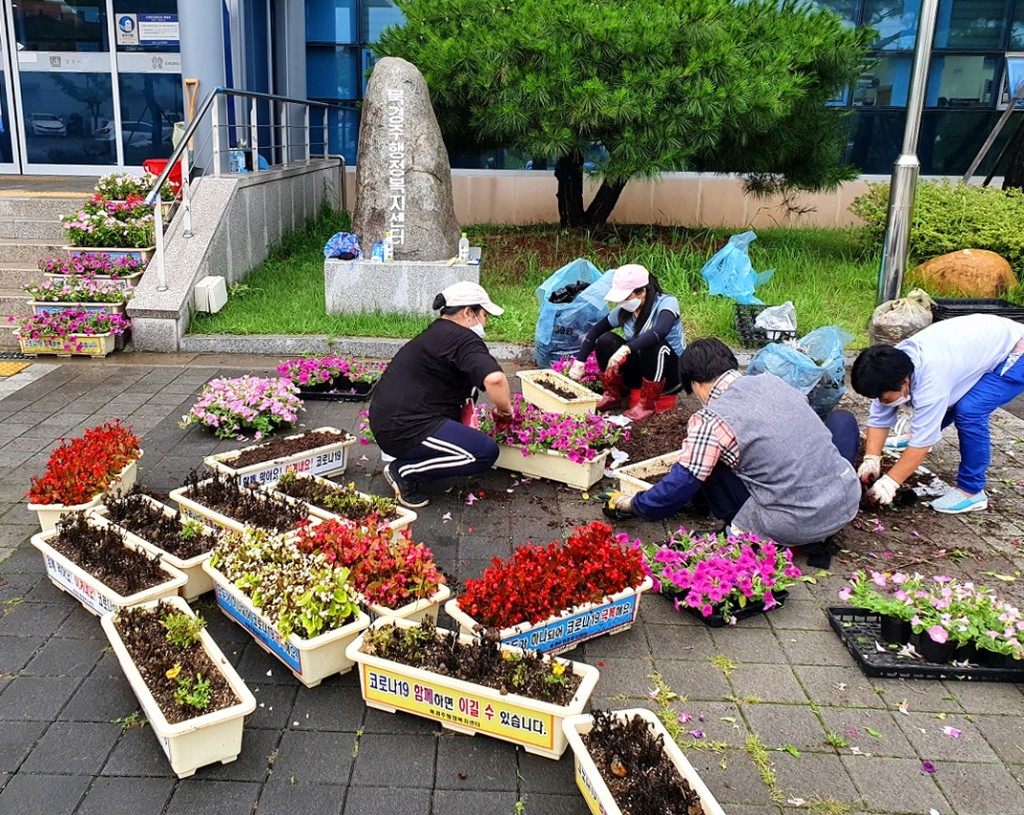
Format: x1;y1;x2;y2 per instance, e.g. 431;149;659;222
3;0;120;175
0;10;21;172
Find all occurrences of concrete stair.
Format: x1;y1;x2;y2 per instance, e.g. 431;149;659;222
0;194;83;352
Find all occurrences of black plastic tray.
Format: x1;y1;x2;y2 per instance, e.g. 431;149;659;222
827;607;1024;682
932;298;1024;324
733;303;797;348
663;590;789;627
297;379;377;403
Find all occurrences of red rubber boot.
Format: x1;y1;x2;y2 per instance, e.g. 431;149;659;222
595;367;625;412
624;378;664;422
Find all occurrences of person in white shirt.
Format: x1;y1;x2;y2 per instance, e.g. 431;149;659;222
851;314;1024;513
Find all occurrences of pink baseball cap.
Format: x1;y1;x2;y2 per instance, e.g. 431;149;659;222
605;264;650;303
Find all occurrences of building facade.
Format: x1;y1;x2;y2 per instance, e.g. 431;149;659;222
1;0;1022;179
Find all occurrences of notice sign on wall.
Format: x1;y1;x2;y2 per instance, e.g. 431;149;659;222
115;13;180;47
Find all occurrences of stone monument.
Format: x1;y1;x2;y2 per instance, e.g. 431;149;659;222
326;57;478;316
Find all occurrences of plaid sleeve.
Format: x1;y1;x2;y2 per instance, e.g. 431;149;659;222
677;409;739;481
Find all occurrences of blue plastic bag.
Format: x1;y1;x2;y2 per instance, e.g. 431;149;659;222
701;231;775;305
745;326;852;417
534;259;610;368
323;232;362;260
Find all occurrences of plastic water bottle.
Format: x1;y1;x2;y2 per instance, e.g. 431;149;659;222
228;147;244;174
458;232;470;264
382;230;394;263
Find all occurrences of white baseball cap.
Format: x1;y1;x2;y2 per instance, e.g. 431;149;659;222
605;264;650;303
438;281;505;315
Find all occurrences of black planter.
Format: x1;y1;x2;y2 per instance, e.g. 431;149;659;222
976;648;1019;670
910;631;957;664
878;615;912;645
297;377;377;402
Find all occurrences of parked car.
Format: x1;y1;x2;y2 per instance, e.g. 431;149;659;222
94;120;173;148
28;113;66;137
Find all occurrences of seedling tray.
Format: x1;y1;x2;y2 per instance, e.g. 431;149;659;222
297;379;377;402
932;298;1024;324
733;303;797;347
828;607;1024;682
663;590;789;628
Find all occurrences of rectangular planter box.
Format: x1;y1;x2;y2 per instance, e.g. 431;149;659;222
613;451;679;495
92;495;219;601
562;708;727;815
110;199;177;220
169;478;318;536
28;455;140;533
346;616;600;759
203;561;370;688
100;595;257;778
29;301;128;317
66;246;155;264
30;520;186;617
494;444;609;490
366;584;452;624
204;427;357;488
297;378;378;402
44;270;143;291
18;332;116;358
445;577;654;656
517;369;600;416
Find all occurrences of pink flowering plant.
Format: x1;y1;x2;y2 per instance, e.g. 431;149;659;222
39;254;144;278
179;376;304;440
61;195;155;248
10;310;130;351
478;394;627;462
95;171;178;202
277;355;387;389
639;527;803;624
551;353;603;393
27;275;133;304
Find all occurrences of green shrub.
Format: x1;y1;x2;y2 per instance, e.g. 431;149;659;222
850;180;1024;272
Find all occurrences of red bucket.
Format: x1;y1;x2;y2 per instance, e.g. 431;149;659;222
627;389;678;414
143;158;182;192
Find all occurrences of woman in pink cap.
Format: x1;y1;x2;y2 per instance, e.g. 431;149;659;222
567;264;685;421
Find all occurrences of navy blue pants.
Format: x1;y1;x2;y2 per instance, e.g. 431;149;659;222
701;409;860;524
392;419;499;485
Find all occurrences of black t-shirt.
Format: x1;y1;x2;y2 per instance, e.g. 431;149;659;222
369;319;502;455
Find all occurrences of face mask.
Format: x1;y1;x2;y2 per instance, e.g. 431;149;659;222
470;320;485;338
619;297;641;313
886;395;911;408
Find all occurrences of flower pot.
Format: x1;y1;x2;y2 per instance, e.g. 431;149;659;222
44;270;144;291
169;478;319;536
562;708;727;815
613;451;679;491
18;331;116;358
92;495;219;601
30;524;187;617
445;577;654;656
28;454;141;533
203;560;370;688
494;444;609;490
29;301;128;317
910;631;957;664
366;584;452;624
100;595;257;778
662;589;790;628
976;648;1021;670
204;427;357;488
66;246;155;264
517;369;601;417
878;614;912;645
346;617;600;759
297;378;378;402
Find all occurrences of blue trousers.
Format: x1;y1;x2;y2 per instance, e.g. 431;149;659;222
941;353;1024;493
701;409;860;525
393;419;499;485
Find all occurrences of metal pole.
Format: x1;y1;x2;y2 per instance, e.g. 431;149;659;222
304;106;311;164
876;0;941;305
322;111;328;159
250;99;259;172
181;147;193;239
154;195;167;292
279;100;287;166
211;97;222;178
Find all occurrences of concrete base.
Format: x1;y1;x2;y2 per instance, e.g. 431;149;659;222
325;248;481;315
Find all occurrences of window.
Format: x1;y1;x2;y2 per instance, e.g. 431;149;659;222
863;0;922;49
934;0;1006;49
307;46;359;100
927;54;999;107
306;0;358;45
853;56;913;106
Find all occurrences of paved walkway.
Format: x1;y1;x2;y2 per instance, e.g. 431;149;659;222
1;358;1023;815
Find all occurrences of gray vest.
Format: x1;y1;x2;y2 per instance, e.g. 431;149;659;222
707;374;860;545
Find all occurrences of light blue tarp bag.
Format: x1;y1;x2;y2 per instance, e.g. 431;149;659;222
534;259;611;368
746;326;852;417
701;231;775;305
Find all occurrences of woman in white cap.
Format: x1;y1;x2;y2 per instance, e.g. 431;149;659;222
567;264;685;421
369;281;516;508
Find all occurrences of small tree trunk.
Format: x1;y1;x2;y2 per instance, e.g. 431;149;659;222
554;152;585;227
583;180;627;227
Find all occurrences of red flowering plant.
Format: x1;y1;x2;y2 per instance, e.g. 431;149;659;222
27;421;141;506
292;517;446;609
456;522;646;629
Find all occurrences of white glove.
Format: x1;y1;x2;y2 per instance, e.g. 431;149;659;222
867;474;900;506
611;492;634;511
608;345;631;370
857;454;882;484
567;360;586;381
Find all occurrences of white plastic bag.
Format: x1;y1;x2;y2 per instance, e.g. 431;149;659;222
870;288;935;345
754;301;797;340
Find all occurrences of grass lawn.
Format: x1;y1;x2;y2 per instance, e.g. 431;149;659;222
191;207;907;349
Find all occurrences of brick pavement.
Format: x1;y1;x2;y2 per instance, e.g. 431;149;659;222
1;359;1023;815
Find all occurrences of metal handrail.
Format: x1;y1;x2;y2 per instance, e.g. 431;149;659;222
144;87;344;291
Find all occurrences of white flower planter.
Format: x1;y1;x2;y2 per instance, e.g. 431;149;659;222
204;427;357;487
562;708;727;815
445;577;654;656
28;454;140;533
44;269;143;290
614;452;680;496
346;617;600;759
517;369;600;416
169;478;319;535
30;522;186;617
100;595;257;778
66;246;155;264
366;584;452;624
494;444;609;490
29;301;128;317
202;561;370;688
91;495;219;601
18;331;117;358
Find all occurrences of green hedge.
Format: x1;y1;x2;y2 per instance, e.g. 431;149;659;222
850;180;1024;272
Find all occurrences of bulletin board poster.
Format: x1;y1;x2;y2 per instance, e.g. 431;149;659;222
139;14;180;46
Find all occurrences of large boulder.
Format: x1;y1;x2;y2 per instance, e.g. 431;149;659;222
912;249;1017;297
352;57;459;262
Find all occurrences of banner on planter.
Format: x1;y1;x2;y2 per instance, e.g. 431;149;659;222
44;554;117;616
361;664;555;752
502;594;639;655
238;446;347;487
214;584;301;673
